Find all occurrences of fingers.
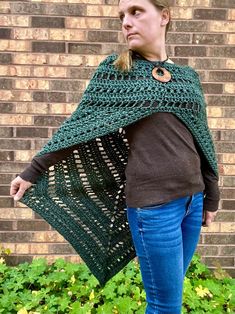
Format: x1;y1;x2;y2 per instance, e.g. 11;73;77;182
10;177;20;197
202;210;218;227
14;186;27;201
10;176;32;201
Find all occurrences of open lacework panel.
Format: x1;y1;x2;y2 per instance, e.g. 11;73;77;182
24;129;136;285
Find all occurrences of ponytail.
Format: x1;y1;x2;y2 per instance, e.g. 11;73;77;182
113;50;133;72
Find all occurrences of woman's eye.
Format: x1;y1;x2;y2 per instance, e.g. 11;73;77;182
118;9;141;23
119;14;124;22
133;10;141;16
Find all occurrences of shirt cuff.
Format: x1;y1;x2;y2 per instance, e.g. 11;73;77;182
203;195;219;212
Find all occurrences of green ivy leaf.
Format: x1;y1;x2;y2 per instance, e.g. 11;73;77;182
96;303;115;313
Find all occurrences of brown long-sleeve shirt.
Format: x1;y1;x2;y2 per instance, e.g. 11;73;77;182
19;112;219;212
124;112;219;211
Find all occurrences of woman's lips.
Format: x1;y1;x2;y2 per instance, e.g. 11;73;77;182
127;33;137;39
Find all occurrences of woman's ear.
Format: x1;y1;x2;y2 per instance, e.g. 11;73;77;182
160;8;170;27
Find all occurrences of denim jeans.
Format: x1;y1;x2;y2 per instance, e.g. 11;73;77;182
126;191;204;314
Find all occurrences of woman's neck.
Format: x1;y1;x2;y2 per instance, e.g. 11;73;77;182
133;48;168;62
133;51;168;61
141;53;168;62
132;50;174;64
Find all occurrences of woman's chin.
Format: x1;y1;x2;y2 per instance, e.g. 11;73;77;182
127;43;143;52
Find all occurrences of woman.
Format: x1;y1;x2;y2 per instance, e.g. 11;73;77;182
10;0;219;312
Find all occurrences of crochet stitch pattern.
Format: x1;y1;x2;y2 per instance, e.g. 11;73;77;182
21;54;218;286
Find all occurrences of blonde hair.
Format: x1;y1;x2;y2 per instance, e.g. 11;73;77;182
113;0;171;72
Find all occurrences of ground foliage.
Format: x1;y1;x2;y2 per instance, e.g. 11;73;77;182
0;253;234;313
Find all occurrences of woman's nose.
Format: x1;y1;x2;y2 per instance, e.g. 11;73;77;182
122;15;132;29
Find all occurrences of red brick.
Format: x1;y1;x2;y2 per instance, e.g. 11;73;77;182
68;43;102;54
202;83;223;94
101;19;122;30
32;42;65;53
208;47;235;58
197;245;218;256
50;80;84;91
193;58;223;69
0;53;12;64
0;162;29;173
222;201;235;210
68;67;94;79
194;8;227;20
174;21;207;32
1;174;14;184
175;46;206;57
0;28;11;39
5;255;33;266
203;234;235;245
67;93;83;103
0;221;14;231
0;78;12;89
223;177;235;187
0;126;13;138
167;33;191;44
34;115;66;127
88;30;118;42
0;151;14;162
220;247;235;256
207;95;234;106
0;139;31;150
33;91;66;103
221;189;235;199
0;198;14;208
211;0;235;8
224;109;235;118
10;3;86;16
192;34;225;45
16;127;48;138
203;257;234;267
209;71;235;82
216;211;235;222
17;220;50;231
48;244;76;254
221;130;235;141
0;103;14;113
170;58;189;66
32;16;65;28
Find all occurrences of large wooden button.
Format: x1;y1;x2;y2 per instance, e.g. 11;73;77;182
152;67;171;82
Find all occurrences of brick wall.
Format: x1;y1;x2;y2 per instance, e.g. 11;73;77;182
0;0;234;276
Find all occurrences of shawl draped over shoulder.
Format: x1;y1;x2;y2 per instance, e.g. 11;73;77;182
21;53;218;286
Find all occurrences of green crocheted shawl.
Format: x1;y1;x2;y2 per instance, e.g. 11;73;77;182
21;54;218;286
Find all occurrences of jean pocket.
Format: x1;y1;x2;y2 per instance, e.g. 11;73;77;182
137;201;167;211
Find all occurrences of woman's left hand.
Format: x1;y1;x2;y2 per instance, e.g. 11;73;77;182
202;210;218;227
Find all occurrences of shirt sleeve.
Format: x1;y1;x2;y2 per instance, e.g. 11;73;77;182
19;146;76;184
201;156;220;212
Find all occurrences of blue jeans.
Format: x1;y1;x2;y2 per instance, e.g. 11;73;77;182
126;191;204;314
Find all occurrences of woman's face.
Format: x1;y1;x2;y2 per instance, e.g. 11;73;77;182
119;0;168;54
